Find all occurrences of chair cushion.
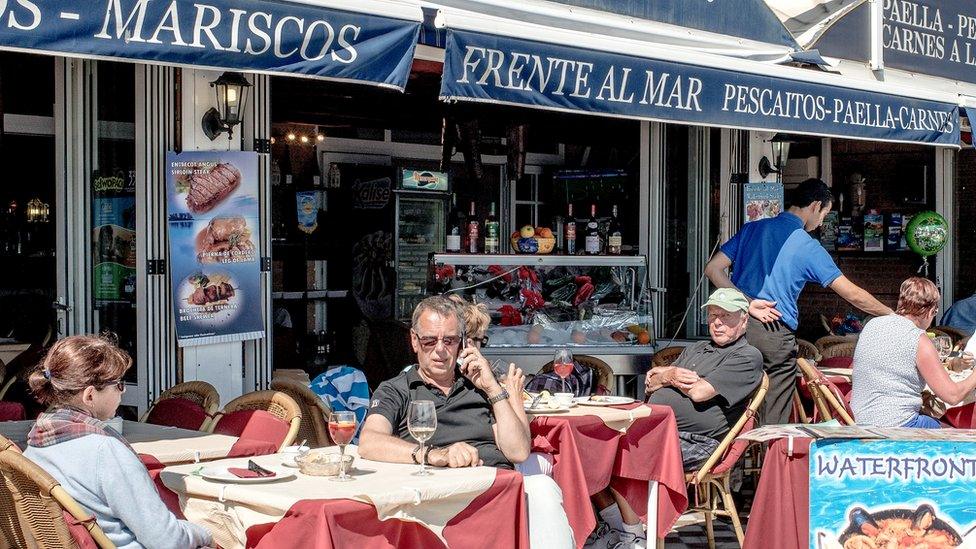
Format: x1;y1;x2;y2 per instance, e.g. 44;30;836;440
818;356;853;369
709;417;756;476
63;510;99;549
212;409;290;449
146;397;210;430
0;401;25;421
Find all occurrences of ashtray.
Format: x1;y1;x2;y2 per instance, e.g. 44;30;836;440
295;451;354;476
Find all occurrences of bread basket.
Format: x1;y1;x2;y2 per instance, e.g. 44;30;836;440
295;450;354;476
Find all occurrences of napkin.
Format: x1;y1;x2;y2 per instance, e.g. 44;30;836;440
227;467;275;479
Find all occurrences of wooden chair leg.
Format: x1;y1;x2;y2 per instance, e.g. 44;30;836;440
717;476;746;546
702;483;715;549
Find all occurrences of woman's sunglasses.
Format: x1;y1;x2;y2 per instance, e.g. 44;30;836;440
98;379;126;393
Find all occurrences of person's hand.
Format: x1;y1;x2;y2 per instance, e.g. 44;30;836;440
672;368;701;389
503;363;525;397
957;352;975;370
429;442;482;468
458;343;502;395
749;299;782;323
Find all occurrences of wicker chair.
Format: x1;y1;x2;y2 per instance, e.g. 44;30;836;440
209;390;302;451
139;381;220;430
538;355;613;395
270;378;332;448
796;339;821;363
796;358;855;425
814;334;857;354
0;435;115;548
930;326;967;346
651;346;685;369
820;341;857;360
684;373;768;548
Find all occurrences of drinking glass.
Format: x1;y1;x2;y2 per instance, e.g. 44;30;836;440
552;349;574;393
934;335;953;362
328;411;357;482
407;400;437;476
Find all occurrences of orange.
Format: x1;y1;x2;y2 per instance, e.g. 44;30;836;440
637;331;651;345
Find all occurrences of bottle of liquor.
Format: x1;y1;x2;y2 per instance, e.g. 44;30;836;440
585;203;601;255
467;201;480;254
445;193;464;253
564;204;577;255
607;204;623;255
484;202;500;254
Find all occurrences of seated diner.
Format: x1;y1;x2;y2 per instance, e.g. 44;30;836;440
23;335;212;549
851;277;976;428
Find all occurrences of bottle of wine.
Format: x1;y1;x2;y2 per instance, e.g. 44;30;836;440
607;204;623;255
564;204;577;255
484;202;500;254
446;193;464;253
585;203;601;255
467;201;480;254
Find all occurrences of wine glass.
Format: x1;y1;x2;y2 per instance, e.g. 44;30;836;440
934;335;953;363
328;411;357;482
407;400;437;476
552;349;574;394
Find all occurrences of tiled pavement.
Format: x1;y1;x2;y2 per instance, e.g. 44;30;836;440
664;513;742;548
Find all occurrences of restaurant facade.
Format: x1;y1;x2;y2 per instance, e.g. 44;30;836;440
0;0;970;414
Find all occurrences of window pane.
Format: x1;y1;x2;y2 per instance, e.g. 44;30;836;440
663;124;690;339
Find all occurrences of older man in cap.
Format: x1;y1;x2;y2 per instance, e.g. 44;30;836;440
645;288;763;470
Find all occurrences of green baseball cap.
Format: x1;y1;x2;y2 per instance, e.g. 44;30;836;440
701;288;749;313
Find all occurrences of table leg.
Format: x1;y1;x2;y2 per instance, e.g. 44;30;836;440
646;480;659;543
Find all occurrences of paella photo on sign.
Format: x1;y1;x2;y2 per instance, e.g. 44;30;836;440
815;504;964;549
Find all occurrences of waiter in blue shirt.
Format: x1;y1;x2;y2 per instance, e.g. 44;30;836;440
704;178;893;425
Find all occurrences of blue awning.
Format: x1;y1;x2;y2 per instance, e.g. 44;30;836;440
440;29;960;147
0;0;422;90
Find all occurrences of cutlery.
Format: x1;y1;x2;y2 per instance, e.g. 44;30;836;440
247;460;276;477
528;393;543;409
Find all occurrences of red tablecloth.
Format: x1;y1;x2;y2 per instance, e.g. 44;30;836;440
942;402;976;428
529;404;687;547
241;468;529;549
743;437;812;549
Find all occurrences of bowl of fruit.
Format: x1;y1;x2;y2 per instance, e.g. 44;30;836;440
510;226;555;254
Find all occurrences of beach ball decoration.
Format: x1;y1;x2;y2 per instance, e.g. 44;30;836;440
906;211;948;258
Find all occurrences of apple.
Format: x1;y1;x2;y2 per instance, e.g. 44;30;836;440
520;225;535;238
536;227;553;238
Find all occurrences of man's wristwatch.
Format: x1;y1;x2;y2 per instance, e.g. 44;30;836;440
486;388;510;405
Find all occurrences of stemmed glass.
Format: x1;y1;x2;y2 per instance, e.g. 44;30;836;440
934;335;953;363
327;411;357;482
552;349;574;393
407;400;437;476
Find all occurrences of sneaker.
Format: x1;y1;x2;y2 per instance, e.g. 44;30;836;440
584;523;619;549
611;530;647;549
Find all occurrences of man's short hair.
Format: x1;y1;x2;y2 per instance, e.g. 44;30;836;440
789;178;834;210
411;295;463;334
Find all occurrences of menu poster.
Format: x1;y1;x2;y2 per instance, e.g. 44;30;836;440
809;439;976;549
743;183;783;223
92;197;136;303
165;151;264;347
863;212;884;252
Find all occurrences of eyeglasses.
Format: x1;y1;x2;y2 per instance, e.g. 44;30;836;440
98;379;125;393
412;331;462;350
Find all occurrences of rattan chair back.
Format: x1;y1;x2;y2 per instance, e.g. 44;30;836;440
796;339;821;363
815;334;857;353
538;355;613;395
270;378;332;447
931;326;967;345
139;381;220;427
651;346;685;369
796;358;855;425
0;435;114;548
211;390;303;450
820;341;857;359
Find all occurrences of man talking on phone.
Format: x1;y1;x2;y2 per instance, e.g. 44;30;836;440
360;296;573;548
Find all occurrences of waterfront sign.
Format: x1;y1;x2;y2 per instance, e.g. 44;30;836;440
441;30;960;146
166;151;265;346
0;0;419;89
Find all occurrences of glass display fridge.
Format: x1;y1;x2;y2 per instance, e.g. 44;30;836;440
429;253;652;394
395;193;446;319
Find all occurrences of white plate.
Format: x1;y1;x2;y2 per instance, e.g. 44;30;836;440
200;466;296;484
576;396;636;406
524;404;571;413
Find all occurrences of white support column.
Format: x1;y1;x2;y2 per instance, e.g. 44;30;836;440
935;147;954;311
644;121;666;339
687;127;711;337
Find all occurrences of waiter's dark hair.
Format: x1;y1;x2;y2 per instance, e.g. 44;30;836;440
790;178;834;211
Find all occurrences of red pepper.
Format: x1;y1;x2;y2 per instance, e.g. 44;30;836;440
498;305;523;326
573;282;595;306
521;288;545;310
434;265;455;282
489;265;513;283
518;266;539;286
574;275;592;286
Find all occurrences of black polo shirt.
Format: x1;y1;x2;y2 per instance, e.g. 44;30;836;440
648;336;763;440
367;366;512;469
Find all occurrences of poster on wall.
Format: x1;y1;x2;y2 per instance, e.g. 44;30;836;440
809;438;976;549
165;151;264;347
92;195;136;303
743;183;783;223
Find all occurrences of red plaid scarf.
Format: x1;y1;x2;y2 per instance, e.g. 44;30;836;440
28;406;133;452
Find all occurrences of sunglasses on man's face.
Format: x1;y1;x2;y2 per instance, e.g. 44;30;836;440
413;332;463;351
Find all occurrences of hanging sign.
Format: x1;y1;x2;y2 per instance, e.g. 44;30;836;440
296;190;319;234
743;183;783;223
441;30;960;146
810;438;976;549
166;151;264;346
0;0;420;90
